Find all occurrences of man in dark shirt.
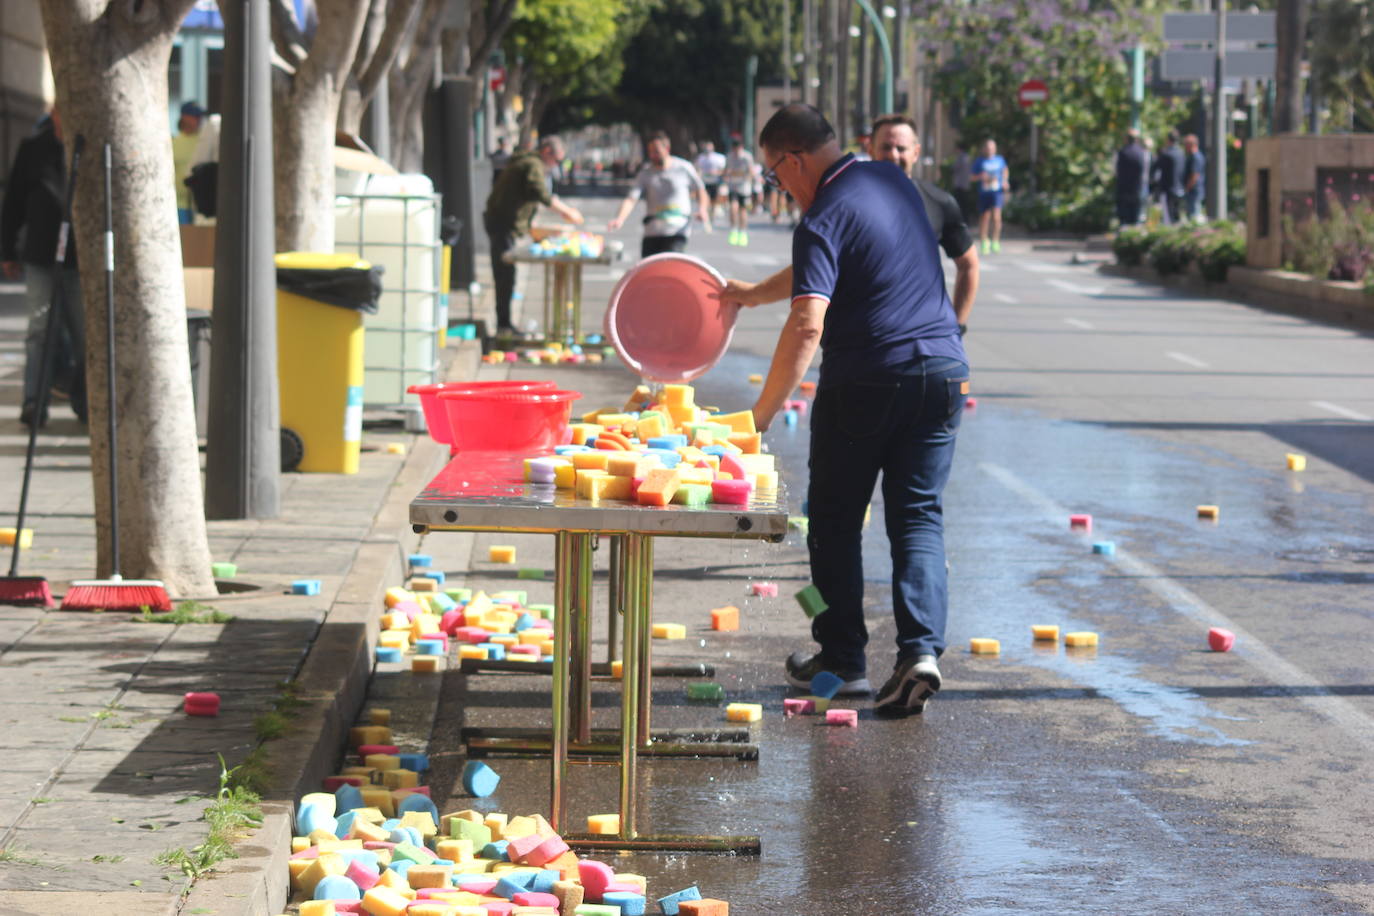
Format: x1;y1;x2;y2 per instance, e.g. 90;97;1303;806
1150;130;1185;224
722;104;969;717
870;114;979;335
1115;128;1147;226
1181;133;1206;222
482;135;583;336
0;109;84;427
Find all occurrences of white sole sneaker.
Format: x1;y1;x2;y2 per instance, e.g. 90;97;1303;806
873;655;941;714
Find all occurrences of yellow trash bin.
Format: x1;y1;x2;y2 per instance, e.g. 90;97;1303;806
275;252;381;473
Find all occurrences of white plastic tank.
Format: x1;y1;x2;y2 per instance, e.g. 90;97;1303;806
335;174;443;413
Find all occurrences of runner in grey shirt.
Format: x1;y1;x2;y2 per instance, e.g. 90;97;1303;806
609;130;711;258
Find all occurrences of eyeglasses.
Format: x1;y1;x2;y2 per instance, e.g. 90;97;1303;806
763;151;800;189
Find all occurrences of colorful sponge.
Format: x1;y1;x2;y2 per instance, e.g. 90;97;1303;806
489;546;517;563
795;584;828;618
710;606;739;631
657;886;704;915
462;760;500;797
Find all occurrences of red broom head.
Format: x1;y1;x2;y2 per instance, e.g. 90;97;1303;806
0;577;54;607
61;581;172;613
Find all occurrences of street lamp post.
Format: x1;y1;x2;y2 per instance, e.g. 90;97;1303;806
854;0;893;115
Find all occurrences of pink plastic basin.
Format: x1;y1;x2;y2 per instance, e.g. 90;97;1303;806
409;380;556;447
439;388;581;454
604;253;738;383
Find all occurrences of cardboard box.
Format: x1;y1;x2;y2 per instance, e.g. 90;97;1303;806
180;224;216;267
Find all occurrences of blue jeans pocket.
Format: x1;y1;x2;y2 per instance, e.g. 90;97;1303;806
832;381;901;440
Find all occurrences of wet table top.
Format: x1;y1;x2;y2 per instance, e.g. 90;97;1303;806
410;451;789;540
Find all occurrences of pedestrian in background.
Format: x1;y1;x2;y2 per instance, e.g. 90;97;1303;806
694;140;726;224
171;101;206;225
1151;130;1185;224
723;138;754;246
1114;128;1147;227
0;107;85;427
482;135;584;337
870;113;979;337
721;104;968;717
608;131;711;258
1182;133;1206;222
971;138;1009;254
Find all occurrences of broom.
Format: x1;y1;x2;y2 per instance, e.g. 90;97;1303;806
61;141;171;612
0;137;85;607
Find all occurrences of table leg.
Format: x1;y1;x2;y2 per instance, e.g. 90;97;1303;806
550;531;574;831
572;532;594;745
571;262;583;344
636;537;654;748
618;532;646;839
606;536;622;667
543;262;553;339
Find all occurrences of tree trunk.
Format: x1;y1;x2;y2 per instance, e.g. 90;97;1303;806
1274;0;1309;134
273;0;369;251
39;0;215;597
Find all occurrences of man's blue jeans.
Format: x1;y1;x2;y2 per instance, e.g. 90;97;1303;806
806;356;968;674
23;264;84;414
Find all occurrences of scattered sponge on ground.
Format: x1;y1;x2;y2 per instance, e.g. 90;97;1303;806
969;638;1001;654
725;702;762;723
652;622;686;639
1030;625;1059;642
489;546;517;563
1064;631;1099;647
710;606;739;631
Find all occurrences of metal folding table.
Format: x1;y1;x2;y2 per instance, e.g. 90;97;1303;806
501;240;624;345
411;452;786;852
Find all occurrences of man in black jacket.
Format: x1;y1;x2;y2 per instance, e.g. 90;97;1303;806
1115;128;1148;227
1150;130;1185;224
0;109;84;427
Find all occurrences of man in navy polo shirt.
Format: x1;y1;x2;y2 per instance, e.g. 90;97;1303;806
722;104;969;716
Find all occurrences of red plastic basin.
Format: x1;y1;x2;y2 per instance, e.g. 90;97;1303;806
604;253;737;383
409;380;556;447
438;388;581;454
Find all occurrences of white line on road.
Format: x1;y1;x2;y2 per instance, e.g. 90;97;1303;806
1064;317;1094;330
1312;400;1372;422
1016;261;1072;273
993;293;1019;304
979;461;1374;751
1166;351;1210;369
1048;278;1105;296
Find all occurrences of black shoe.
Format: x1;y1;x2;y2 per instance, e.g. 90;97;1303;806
873;654;942;715
784;650;871;695
19;403;48;429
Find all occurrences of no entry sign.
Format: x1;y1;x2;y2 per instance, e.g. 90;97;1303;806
1018;79;1049;108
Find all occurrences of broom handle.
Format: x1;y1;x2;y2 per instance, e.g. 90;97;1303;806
9;136;83;578
103;143;120;578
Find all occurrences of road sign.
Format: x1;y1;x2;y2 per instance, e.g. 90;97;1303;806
1162;49;1276;80
1018;79;1048;108
1163;11;1276;43
489;66;507;93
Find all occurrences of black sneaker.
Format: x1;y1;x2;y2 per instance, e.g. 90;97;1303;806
873;654;942;715
784;651;871;695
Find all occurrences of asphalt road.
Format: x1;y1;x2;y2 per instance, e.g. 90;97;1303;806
429;192;1374;915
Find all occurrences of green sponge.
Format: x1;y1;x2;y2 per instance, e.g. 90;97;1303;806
211;561;237;578
795;584;828;618
685;682;725;702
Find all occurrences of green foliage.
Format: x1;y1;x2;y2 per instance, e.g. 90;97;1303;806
135;601;233;624
1113;221;1247;282
1005;191;1115;234
1310;0;1374;132
917;0;1179;200
1284;193;1374;283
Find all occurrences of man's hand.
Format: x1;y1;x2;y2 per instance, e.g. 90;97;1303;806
1;261;21;281
720;278;762;309
565;207;585;226
607;216;624;232
751;402;777;433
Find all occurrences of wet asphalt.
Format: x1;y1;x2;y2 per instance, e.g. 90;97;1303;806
408;195;1374;915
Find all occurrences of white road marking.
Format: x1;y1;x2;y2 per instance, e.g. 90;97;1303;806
979;461;1374;751
1166;351;1210;369
1017;261;1072;273
1064;317;1094;330
1048;278;1105;296
993;293;1019;304
1312;400;1372;422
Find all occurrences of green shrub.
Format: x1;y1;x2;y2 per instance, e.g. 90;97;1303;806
1006;191;1114;235
1112;226;1155;266
1147;226;1200;275
1195;224;1247;283
1284;192;1374;283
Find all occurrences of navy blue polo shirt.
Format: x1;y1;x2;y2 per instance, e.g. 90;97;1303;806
792;154;967;387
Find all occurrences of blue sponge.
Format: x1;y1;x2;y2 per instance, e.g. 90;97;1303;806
493;872;535;898
295;802;336;837
462;760;500;797
513;612;536;632
603;891;647;915
480;840;510;861
416;639;445;655
657;886;703;915
334;782;364;814
376;646;402;663
810;671;844;699
398;752;429;772
397;792;439;825
477;642;506;661
531;868;559;892
314;874;361;900
408;553;433;568
416;569;446;584
291;579;322;596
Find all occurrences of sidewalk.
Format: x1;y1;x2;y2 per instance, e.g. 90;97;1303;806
0;280;479;914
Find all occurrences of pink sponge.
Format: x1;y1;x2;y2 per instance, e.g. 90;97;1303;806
506;832;544;862
750;582;778;598
345;858;379;889
455;626;491;643
710;478;751;505
439;610;464;634
577;859;616;903
394;600;424;620
512;892;560;908
719;452;748;482
825;708;858;727
524;834;569;867
1208;627;1235;652
783;698;814;717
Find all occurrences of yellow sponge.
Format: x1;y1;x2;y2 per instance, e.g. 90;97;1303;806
0;528;33;549
412;655;441;673
365;753;401;771
371;707;393;725
361;886;411;916
652;623;687;639
1031;625;1059;642
969;638;1001;654
725;702;763;722
1286;453;1306;471
587;813;620;835
1065;631;1099;647
383;768;419;789
490;546;517;564
299;902;337;916
1196;505;1219;520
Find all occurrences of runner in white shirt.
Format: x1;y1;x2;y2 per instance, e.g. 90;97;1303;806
723;139;755;247
609;131;711;258
694;141;726;224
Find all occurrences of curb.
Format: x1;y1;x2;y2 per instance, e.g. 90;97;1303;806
179;341;478;916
